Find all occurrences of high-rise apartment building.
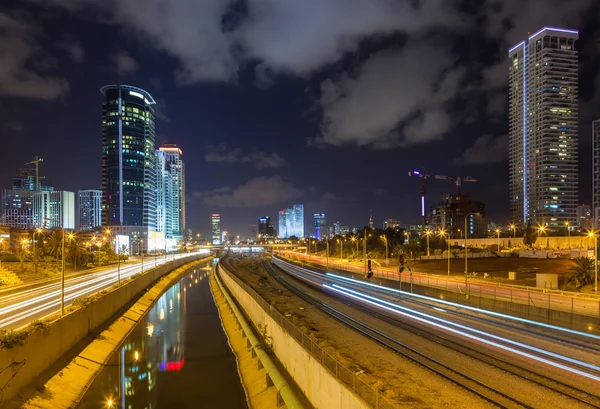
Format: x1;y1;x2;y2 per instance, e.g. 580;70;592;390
508;27;579;228
159;144;185;239
211;214;221;245
101;85;158;251
33;191;75;229
429;193;486;238
78;189;102;230
592;120;600;227
314;213;326;239
1;168;53;229
383;218;401;230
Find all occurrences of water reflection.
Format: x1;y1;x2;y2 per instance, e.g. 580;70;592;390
79;267;235;409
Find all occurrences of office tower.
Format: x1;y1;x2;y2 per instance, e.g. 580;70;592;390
291;204;304;237
101;84;157;251
158;144;185;239
369;209;374;229
78;189;102;230
33;191;75;229
508;27;579;228
383;218;401;230
258;216;275;238
593;120;600;227
339;225;349;235
212;214;221;244
333;221;341;235
278;209;287;238
314;213;326;239
2;168;53;229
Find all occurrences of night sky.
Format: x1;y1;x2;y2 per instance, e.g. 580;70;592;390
1;1;599;238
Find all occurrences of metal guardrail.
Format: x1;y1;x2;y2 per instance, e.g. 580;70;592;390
278;252;600;319
213;266;303;409
217;261;398;409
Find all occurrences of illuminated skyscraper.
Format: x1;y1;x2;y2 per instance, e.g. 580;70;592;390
279;204;304;238
211;214;221;244
33;191;75;229
101;85;157;250
593;120;600;227
1;168;53;229
508;28;579;228
159;144;185;239
313;213;326;239
278;209;287;238
78;189;102;230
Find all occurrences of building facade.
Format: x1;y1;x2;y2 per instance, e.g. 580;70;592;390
576;204;592;230
101;84;157;251
78;189;102;230
211;214;221;245
508;27;579;228
429;193;486;238
1;168;53;229
383;218;401;230
313;213;326;239
33;191;75;229
593;120;600;227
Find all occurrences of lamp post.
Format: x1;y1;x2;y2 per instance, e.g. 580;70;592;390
565;221;571;249
589;231;598;294
363;229;368;274
440;230;450;277
464;216;468;300
510;224;516;239
381;235;388;264
141;239;144;275
325;227;330;269
496;228;501;252
61;231;74;315
338;239;342;262
538;225;546;249
33;228;42;274
425;229;431;257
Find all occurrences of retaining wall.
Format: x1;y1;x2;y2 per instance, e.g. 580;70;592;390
218;264;372;409
0;253;207;404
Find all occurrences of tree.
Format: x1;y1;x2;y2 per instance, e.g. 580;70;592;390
47;231;63;262
403;239;421;259
523;220;537;249
567;257;595;289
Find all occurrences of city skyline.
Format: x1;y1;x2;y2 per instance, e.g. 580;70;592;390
1;3;600;237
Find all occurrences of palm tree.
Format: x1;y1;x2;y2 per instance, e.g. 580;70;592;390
567;257;595;289
46;231;63;263
403;239;421;260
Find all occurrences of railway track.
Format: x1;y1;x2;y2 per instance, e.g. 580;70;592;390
264;259;600;409
263;261;535;409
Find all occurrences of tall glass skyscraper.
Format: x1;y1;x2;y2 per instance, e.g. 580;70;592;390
158;144;185;240
278;204;304;238
211;214;221;245
101;85;157;250
508;27;579;228
313;213;326;239
593;120;600;227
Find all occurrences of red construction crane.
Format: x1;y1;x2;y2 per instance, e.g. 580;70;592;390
408;170;477;226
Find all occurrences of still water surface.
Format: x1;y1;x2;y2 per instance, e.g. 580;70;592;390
78;262;248;409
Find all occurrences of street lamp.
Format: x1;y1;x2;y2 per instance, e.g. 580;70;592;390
589;231;598;294
495;228;501;252
33;228;42;274
565;221;571;249
381;235;388;264
439;230;450;277
510;224;516;239
425;229;432;257
337;239;342;261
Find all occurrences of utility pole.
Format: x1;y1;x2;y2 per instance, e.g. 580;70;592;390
464;216;469;300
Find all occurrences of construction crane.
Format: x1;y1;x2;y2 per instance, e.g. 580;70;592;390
408;170;477;226
24;156;44;191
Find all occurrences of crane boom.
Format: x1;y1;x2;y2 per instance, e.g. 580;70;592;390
24;156;44;191
408;169;478;227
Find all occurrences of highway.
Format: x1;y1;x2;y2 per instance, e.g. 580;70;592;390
269;255;600;408
0;252;208;331
278;251;600;319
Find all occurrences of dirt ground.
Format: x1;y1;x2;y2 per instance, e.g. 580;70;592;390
414;257;573;287
222;255;494;409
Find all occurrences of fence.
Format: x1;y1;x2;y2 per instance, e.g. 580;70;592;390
217;262;399;409
277;251;600;320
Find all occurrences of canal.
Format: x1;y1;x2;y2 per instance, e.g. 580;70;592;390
78;261;249;409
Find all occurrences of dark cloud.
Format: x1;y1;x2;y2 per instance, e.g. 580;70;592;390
58;41;85;63
154;98;170;122
454;135;508;166
375;188;386;197
0;12;69;100
112;49;138;76
203;175;303;208
205;145;287;169
4;121;24;132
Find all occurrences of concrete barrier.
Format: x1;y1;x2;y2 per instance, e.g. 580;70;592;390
217;264;373;409
0;253;208;404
